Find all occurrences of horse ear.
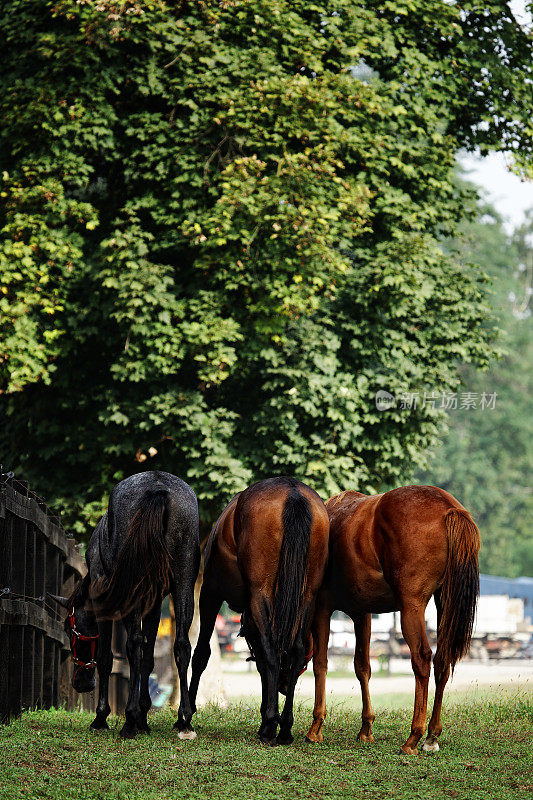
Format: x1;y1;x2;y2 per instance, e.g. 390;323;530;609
47;592;70;609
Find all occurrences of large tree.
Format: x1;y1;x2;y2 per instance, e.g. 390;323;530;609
1;1;531;535
418;208;533;577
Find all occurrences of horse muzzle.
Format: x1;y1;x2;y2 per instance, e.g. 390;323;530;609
72;669;96;694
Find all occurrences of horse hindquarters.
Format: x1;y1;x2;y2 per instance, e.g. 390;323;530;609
271;488;313;657
237;482;312;744
438;508;480;670
400;507;480;755
93;489;173;620
423;509;480;751
269;489;329;745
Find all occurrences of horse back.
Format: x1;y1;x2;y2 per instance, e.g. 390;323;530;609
327;485;465;613
327;493;394;613
374;485;462;598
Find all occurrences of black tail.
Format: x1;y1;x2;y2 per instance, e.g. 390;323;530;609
92;489;172;619
439;508;481;672
272;488;312;656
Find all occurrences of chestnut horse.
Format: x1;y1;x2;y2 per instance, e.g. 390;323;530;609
305;485;480;754
189;476;329;744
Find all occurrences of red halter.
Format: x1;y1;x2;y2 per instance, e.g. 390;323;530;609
68;608;99;673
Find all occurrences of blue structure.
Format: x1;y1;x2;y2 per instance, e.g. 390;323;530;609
479;574;533;622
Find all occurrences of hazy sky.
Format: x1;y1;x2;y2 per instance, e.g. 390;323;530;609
460;153;532;232
460;0;532;232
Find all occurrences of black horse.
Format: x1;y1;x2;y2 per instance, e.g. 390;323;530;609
49;471;200;739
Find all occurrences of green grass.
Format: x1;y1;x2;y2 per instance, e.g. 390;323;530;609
0;692;531;800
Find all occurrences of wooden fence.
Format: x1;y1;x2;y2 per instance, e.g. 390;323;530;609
0;467;128;723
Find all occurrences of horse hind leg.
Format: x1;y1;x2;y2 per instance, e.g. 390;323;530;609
423;589;450;753
171;575;196;740
120;611;144;739
250;595;280;745
137;600;162;733
399;604;432;755
354;613;376;743
277;615;309;745
305;600;330;744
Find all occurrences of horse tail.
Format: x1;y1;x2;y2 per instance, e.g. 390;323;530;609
93;488;172;619
272;487;312;656
438;508;481;672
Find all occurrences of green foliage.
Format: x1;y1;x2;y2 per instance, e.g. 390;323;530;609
0;2;530;534
418;209;533;577
1;697;532;800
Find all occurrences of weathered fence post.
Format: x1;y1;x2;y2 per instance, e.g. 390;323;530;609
0;468;132;722
0;468;90;721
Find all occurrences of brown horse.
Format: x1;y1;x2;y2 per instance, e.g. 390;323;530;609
189;476;329;744
305;485;480;755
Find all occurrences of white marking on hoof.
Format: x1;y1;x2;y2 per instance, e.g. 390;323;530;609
178;730;197;741
422;740;439;753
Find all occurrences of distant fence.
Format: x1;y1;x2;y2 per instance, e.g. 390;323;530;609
0;467;128;722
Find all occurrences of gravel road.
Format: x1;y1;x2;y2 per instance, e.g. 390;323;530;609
219;658;532;702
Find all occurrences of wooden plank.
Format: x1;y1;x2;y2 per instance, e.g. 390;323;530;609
0;599;69;646
2;485;67;555
45;547;61;622
35;530;46;607
0;509;14;595
42;637;55;708
33;630;44;709
58;650;74;711
21;626;35;710
81;688;97;713
10;512;26;596
25;522;36;600
52;643;61;707
7;626;23;719
0;624;9;722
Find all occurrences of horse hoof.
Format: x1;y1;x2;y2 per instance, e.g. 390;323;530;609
136;723;151;735
305;734;323;744
90;719;109;731
422;740;440;753
178;729;197;741
259;735;277;746
119;725;137;740
399;746;418;756
275;734;294;746
357;733;375;743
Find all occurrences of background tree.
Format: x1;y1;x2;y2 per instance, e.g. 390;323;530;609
0;1;531;538
418;208;532;577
